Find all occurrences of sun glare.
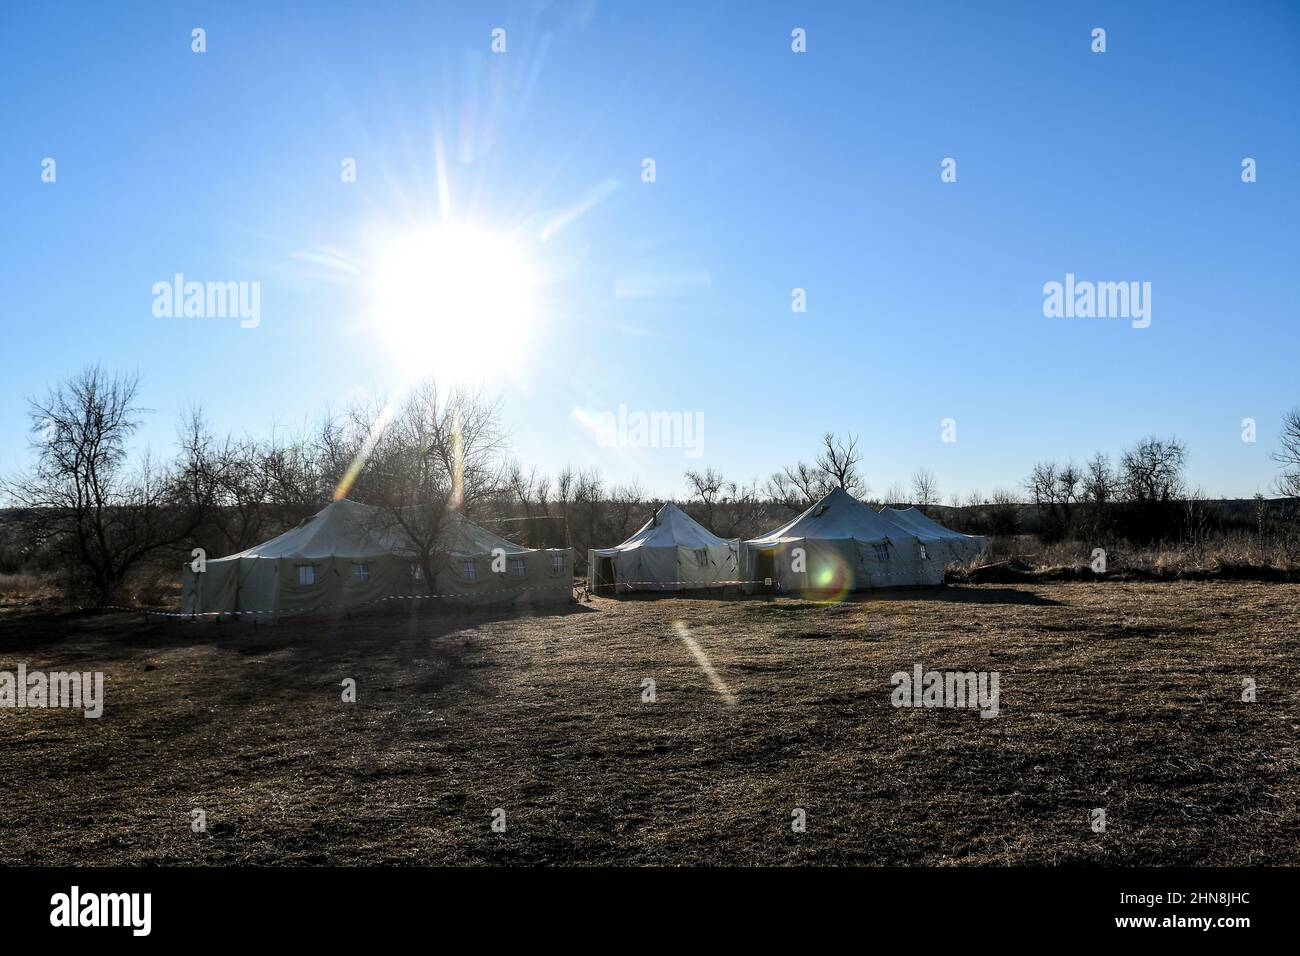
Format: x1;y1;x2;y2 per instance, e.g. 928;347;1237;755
371;223;537;379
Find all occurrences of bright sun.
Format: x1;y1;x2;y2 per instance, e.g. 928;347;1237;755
372;223;537;379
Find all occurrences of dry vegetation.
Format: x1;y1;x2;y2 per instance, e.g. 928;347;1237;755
1;581;1296;866
0;573;59;606
968;534;1300;584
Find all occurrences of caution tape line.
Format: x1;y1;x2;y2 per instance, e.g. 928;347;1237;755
604;580;761;588
78;582;574;620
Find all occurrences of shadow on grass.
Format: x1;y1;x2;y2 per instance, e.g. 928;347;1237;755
0;599;596;655
593;588;747;602
870;586;1063;607
738;586;1064;610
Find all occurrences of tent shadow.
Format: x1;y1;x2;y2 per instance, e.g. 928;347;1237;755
0;599;596;656
738;585;1062;609
589;588;746;603
591;584;1061;609
861;585;1062;607
211;598;598;653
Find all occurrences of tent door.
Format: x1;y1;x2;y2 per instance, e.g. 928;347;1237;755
594;556;617;595
753;549;777;593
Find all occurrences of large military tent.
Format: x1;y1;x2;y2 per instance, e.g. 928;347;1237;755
741;488;945;594
880;506;990;563
589;502;739;592
181;498;572;617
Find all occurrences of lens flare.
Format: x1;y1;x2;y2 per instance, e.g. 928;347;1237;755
333;403;395;501
672;620;736;705
806;549;854;604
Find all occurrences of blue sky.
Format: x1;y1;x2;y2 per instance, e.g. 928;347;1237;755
2;0;1298;502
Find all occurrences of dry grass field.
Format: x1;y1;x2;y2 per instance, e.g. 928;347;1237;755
1;581;1296;866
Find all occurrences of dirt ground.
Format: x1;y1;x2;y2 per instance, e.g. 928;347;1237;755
1;581;1296;866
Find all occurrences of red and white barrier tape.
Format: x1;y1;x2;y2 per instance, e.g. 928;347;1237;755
603;579;761;588
53;581;575;620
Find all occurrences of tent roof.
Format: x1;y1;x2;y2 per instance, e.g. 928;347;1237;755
216;498;529;562
745;487;903;545
593;502;733;555
880;506;969;541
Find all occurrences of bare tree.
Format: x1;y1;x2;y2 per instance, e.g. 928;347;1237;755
684;466;728;531
507;463;542;512
1025;460;1081;540
910;468;940;510
958;489;986;534
684;466;761;537
766;431;867;512
765;461;827;513
1078;451;1119;539
552;465;604;566
260;422;336;527
1274;407;1300;499
715;480;763;538
1113;436;1188;542
575;468;605;561
1082;452;1117;506
497;462;558;547
605;481;647;543
882;482;906;508
4;367;201;602
1119;436;1186;503
816;432;866;496
347;380;509;588
1182;485;1214;545
174;408;331;556
988;488;1021;535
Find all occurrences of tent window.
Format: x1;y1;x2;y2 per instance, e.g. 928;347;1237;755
509;557;527;577
872;543;890;562
462;560;478;582
694;548;709;567
410;563;424;580
550;552;565;574
918;544;929;561
352;562;370;582
297;565;315;586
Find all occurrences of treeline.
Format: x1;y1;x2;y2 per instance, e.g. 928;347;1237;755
1024;438;1196;543
3;367;1298;603
1020;429;1300;546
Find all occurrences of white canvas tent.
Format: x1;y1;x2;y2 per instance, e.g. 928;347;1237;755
589;502;739;592
741;488;945;594
181;498;572;617
880;506;990;563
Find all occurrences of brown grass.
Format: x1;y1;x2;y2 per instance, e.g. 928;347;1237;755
0;581;1296;865
0;572;60;606
973;533;1300;583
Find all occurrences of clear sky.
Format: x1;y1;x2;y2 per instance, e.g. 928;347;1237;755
2;0;1298;502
